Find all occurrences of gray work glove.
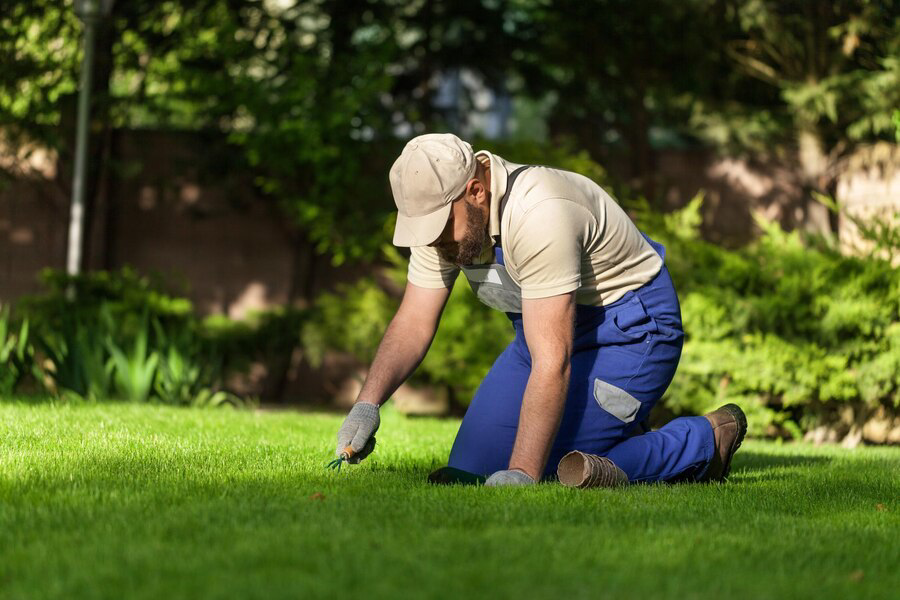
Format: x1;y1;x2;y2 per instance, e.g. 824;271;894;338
484;469;536;486
335;402;380;464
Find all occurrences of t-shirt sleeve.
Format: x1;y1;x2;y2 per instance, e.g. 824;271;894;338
407;245;460;289
507;199;590;299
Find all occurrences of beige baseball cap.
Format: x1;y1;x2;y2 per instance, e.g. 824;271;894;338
389;133;476;247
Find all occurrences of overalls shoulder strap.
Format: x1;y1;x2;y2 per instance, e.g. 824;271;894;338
459;165;533;315
498;166;533;225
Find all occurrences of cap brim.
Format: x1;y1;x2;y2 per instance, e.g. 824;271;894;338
392;203;453;247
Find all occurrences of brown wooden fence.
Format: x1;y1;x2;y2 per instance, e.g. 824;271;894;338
2;130;897;314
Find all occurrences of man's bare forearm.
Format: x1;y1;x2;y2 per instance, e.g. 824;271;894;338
355;314;435;407
507;365;570;480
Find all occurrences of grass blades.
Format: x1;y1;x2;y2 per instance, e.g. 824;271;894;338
1;400;898;600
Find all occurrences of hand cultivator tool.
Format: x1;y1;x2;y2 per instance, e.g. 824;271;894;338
325;446;355;471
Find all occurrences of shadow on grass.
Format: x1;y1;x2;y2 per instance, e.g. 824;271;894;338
3;449;896;535
403;452;841;487
730;450;899;505
726;451;833;485
735;451;832;470
6;437;895;498
0;395;58;406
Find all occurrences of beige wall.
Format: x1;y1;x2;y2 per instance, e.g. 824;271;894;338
0;175;69;302
104;130;296;317
0;130;351;317
1;129;371;405
836;143;900;265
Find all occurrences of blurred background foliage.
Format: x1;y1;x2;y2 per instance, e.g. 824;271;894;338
1;0;899;438
2;0;898;257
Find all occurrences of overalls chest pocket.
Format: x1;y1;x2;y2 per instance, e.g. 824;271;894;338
461;263;523;314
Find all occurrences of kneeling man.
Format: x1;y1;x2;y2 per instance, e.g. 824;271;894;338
334;133;745;487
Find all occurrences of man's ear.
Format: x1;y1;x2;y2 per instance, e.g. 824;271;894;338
465;178;488;206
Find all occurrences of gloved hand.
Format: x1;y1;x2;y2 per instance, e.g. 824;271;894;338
484;468;536;486
335;402;380;464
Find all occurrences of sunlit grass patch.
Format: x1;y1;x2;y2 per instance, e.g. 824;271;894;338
1;400;897;600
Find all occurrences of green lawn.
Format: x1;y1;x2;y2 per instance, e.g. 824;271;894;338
1;400;898;600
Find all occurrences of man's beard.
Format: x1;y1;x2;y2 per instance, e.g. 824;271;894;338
437;201;489;266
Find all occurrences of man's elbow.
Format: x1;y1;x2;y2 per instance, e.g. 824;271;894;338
531;351;572;380
390;305;443;350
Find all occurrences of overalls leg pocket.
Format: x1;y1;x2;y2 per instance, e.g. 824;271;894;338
593;378;642;424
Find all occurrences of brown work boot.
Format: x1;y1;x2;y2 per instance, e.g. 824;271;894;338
700;403;747;482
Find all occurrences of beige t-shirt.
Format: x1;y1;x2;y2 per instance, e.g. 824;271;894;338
407;151;663;307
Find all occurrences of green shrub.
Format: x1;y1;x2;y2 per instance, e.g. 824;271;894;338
636;196;900;435
301;280;397;369
19;270;190;402
0;305;36;395
302;245;513;405
202;305;308;391
14;268;286;407
106;316;159;403
304;182;900;436
153;322;208;406
39;304;116;401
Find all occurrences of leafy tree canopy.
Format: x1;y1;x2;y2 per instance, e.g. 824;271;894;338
1;0;898;259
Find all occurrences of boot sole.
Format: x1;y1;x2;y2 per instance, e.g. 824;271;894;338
719;403;747;480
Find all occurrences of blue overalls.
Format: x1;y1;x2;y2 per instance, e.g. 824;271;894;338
445;170;715;483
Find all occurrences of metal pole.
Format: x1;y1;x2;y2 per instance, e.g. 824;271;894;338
66;17;97;278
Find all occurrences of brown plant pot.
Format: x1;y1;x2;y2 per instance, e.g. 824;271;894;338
557;451;628;488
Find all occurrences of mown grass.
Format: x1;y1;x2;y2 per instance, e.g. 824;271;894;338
1;399;898;600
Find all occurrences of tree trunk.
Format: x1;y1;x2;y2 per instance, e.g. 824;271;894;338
797;125;835;236
78;18;115;272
